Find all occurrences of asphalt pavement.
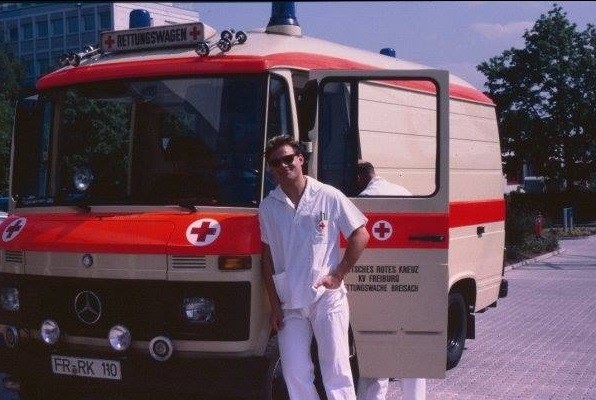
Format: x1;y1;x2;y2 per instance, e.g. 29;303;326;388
388;234;596;399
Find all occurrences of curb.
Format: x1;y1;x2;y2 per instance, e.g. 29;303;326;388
504;248;565;272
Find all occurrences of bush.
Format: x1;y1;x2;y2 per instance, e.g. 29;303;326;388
504;193;559;263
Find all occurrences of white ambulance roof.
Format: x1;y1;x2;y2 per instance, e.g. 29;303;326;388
38;29;488;104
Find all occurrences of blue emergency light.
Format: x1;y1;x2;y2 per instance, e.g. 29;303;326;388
380;48;396;58
130;9;151;29
267;2;299;28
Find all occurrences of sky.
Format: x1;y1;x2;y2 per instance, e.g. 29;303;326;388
174;1;596;90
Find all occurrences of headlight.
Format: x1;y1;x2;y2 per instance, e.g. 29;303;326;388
108;325;131;351
1;287;19;312
40;319;60;345
182;297;215;324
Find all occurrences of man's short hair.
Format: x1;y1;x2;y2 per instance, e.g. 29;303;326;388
357;161;375;176
264;135;302;161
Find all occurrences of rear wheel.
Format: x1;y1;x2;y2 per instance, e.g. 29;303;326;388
446;292;467;370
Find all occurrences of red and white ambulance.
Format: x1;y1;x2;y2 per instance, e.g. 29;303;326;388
0;3;507;398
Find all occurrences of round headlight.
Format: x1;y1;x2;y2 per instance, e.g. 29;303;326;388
108;325;131;351
40;319;60;345
4;326;19;348
182;297;215;324
1;287;19;312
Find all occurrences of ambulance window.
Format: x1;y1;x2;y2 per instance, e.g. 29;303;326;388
263;75;293;197
356;79;438;197
318;78;439;197
12;95;52;201
267;75;293;138
318;81;358;195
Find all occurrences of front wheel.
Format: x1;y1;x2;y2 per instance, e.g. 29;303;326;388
446;292;467;370
263;337;289;400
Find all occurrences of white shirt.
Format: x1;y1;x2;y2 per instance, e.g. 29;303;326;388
360;176;412;196
259;177;367;309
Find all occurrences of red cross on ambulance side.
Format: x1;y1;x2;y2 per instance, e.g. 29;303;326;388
372;220;393;241
185;218;221;246
2;217;27;242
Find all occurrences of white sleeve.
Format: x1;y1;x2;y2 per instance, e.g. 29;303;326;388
336;191;367;238
258;203;270;245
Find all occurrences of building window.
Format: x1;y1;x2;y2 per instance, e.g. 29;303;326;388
25;59;35;77
9;27;18;42
99;11;111;30
37;57;50;75
22;22;33;40
36;20;48;38
67;16;79;33
82;14;95;31
51;19;64;36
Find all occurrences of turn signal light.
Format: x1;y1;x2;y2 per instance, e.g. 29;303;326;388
218;255;251;271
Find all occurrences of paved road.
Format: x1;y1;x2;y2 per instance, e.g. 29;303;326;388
387;235;596;399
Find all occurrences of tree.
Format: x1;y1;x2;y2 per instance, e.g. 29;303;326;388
478;4;596;191
0;41;24;195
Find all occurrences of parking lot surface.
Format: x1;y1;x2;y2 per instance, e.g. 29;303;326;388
388;235;596;399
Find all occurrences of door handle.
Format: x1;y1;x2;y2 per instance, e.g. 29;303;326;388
477;226;485;237
408;235;445;242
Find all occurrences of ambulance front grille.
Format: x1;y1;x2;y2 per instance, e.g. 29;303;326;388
4;250;24;264
171;256;207;269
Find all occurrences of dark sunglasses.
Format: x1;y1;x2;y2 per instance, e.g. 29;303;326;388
268;153;298;168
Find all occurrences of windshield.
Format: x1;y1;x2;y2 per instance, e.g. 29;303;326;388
13;75;270;208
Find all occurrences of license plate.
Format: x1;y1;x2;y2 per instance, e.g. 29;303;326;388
51;355;122;380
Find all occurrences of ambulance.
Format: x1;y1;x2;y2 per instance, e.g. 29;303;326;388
0;3;507;398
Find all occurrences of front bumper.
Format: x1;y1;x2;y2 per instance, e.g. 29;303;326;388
0;342;270;398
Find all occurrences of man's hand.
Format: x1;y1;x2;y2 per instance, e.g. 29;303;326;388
315;272;343;290
270;302;284;332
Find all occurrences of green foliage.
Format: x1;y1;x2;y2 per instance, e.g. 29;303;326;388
478;4;596;189
0;42;25;195
504;193;559;262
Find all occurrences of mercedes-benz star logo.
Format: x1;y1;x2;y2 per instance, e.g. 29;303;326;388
74;291;102;325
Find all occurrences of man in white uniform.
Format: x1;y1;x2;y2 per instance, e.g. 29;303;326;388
356;161;421;400
356;161;412;197
259;135;370;400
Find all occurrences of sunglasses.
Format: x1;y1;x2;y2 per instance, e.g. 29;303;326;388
268;153;298;168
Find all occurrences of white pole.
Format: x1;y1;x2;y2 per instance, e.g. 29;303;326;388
402;378;426;400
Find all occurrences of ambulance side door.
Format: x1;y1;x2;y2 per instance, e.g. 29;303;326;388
309;70;449;379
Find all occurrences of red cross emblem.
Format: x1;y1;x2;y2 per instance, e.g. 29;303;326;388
372;220;393;241
104;35;115;49
186;218;221;246
189;25;201;41
2;217;27;242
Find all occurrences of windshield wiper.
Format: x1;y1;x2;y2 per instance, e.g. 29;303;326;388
177;202;197;213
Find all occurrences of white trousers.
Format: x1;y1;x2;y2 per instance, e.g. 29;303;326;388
356;377;388;400
277;289;356;400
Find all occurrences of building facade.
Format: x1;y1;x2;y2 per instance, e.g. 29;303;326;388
0;2;199;87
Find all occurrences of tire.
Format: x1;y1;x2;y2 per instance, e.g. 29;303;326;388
446;292;467;370
263;336;289;400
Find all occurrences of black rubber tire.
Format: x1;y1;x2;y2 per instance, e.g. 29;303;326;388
263;336;290;400
446;292;467;370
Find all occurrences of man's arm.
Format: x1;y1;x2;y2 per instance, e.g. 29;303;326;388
315;225;370;289
261;242;284;331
